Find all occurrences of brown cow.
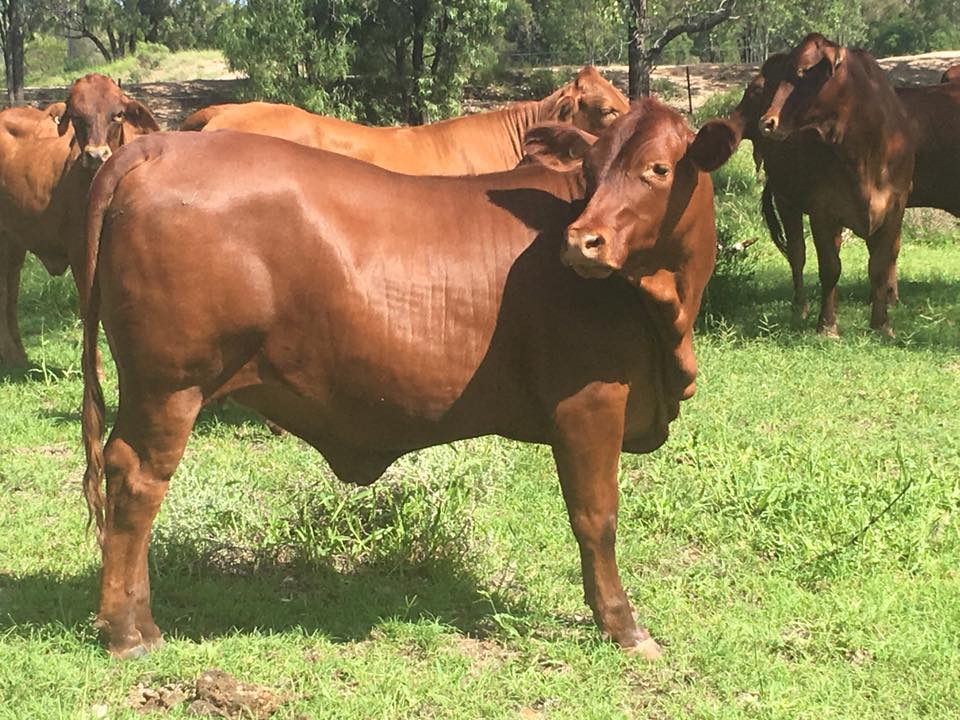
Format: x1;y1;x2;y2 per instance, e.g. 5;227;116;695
0;74;159;367
941;65;960;83
737;52;960;322
78;100;738;659
179;66;629;175
746;35;916;336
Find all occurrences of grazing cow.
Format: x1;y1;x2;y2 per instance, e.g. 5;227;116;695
0;74;159;367
178;66;629;175
738;35;916;335
78;100;738;659
736;52;960;322
942;65;960;84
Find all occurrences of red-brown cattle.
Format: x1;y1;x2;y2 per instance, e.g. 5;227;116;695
941;65;960;83
78;100;738;659
0;75;159;367
736;51;960;322
741;35;916;336
179;66;629;174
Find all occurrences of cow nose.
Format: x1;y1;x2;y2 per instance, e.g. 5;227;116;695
760;115;778;134
567;227;607;258
83;145;112;167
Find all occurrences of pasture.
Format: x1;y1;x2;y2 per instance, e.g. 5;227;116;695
1;138;959;720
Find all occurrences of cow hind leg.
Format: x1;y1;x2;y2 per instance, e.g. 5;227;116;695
0;240;28;368
778;199;809;321
809;215;844;337
96;388;201;658
551;382;661;659
865;213;903;337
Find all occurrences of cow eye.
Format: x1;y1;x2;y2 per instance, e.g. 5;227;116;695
602;107;619;117
113;112;124;123
652;164;670;177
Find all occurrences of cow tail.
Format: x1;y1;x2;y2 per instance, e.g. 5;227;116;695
80;143;153;546
760;182;788;257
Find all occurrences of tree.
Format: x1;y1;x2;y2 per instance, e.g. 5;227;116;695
625;0;737;98
352;0;505;124
221;0;361;116
0;0;28;105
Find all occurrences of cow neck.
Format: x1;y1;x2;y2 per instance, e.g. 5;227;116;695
493;98;551;166
827;55;915;230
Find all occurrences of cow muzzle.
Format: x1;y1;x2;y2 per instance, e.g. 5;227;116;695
82;145;112;169
759;114;783;138
563;226;618;279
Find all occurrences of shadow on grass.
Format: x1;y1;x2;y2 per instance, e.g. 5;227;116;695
0;363;74;385
701;271;960;349
36;399;275;437
0;539;532;646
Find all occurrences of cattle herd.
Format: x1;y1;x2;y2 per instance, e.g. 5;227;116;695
1;32;957;660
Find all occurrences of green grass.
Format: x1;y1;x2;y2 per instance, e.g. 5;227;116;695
27;47;237;87
2;145;959;717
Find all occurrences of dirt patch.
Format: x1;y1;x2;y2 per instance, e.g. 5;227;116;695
127;669;286;718
13;49;960;128
11;443;73;457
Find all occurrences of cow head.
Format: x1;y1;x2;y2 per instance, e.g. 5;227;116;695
727;54;790;143
942;65;960;84
530;100;737;280
59;73;160;170
548;66;630;135
759;33;846;140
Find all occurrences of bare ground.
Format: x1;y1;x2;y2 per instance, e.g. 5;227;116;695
12;49;960;127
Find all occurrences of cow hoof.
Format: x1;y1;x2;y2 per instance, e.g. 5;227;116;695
626;637;663;661
111;642;150;660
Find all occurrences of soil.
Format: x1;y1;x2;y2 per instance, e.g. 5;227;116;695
126;669;286;718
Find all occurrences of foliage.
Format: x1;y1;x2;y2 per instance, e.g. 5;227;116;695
220;0;359;116
221;0;506;124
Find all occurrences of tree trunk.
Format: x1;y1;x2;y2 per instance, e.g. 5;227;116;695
408;3;427;126
3;0;25;106
396;40;409;123
627;0;650;98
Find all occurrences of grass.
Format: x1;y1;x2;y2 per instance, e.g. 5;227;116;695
26;47;238;87
1;145;959;718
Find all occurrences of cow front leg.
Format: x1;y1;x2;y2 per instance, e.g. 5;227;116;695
96;389;201;658
810;214;844;337
551;382;661;659
0;239;28;367
865;210;903;337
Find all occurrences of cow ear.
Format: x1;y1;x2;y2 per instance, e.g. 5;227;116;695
522;123;597;170
45;102;66;127
123;98;160;133
57;105;72;136
553;94;577;122
686;119;739;172
822;45;845;72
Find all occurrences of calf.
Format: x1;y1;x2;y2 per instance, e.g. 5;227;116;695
737;51;960;323
79;100;737;659
0;74;158;367
179;67;629;175
738;36;916;335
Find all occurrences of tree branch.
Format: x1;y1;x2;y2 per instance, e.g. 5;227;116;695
645;0;737;62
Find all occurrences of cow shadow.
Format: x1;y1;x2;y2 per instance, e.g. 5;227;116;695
0;534;533;647
701;264;960;349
